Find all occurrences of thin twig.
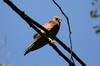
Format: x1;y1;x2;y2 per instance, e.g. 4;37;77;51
3;0;86;65
52;0;74;64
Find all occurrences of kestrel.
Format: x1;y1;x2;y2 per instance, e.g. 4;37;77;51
24;16;62;56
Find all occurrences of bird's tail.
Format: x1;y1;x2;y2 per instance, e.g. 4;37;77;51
24;49;30;56
24;42;35;56
24;37;47;56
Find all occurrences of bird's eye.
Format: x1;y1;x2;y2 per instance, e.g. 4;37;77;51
55;18;58;21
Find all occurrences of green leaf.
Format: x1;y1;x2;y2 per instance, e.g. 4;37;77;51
96;29;100;34
90;10;98;18
93;25;100;29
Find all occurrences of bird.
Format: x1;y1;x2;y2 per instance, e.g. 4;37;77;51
24;16;62;56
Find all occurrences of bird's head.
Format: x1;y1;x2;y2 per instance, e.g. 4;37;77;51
51;16;62;23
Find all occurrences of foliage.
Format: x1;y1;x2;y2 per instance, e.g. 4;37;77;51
90;0;100;34
93;25;100;34
90;10;100;18
0;64;12;66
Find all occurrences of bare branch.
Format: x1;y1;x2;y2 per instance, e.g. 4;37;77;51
3;0;86;66
3;0;75;65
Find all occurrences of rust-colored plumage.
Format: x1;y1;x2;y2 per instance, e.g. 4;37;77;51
24;16;62;56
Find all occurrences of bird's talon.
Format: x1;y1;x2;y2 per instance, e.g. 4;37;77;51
48;38;53;43
48;38;57;47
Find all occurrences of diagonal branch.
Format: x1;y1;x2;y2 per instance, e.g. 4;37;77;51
3;0;75;65
3;0;86;66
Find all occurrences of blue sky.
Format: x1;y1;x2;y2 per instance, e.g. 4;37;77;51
0;0;100;66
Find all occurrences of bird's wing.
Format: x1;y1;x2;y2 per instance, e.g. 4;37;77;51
33;21;59;39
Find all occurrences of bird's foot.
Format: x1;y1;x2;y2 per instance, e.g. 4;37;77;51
48;38;57;47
